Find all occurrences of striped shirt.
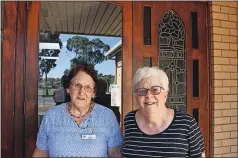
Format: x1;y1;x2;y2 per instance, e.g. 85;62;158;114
121;109;205;158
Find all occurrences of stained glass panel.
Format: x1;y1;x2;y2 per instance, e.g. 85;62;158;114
158;10;186;111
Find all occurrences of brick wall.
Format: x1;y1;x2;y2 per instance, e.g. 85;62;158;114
210;2;238;157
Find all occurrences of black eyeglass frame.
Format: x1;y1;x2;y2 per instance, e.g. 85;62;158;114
135;85;164;96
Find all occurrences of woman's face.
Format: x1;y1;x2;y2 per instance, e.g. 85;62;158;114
135;76;168;114
66;71;95;109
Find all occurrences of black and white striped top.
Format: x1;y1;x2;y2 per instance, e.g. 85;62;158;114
121;109;205;158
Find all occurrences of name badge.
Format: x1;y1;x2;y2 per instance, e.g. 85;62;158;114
81;134;96;140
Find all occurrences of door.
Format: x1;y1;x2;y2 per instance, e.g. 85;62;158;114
1;2;28;158
1;2;41;158
132;1;210;156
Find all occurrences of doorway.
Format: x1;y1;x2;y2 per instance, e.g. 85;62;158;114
38;1;124;127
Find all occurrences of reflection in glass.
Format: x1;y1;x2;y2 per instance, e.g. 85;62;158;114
158;10;186;111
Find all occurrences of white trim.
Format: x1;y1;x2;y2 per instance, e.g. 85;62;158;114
105;40;122;57
39;56;59;60
39;42;60;50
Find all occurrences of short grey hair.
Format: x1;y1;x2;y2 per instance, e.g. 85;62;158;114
133;67;169;92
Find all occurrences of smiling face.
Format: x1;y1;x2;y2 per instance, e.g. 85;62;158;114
135;76;168;114
66;71;95;109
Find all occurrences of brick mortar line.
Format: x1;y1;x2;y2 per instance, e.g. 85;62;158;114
212;73;238;74
213;110;238;111
211;42;238;44
212;65;238;67
212;133;238;135
212;42;238;46
212;66;238;67
211;35;238;38
211;41;238;43
210;19;238;24
210;18;238;22
212;101;238;102
211;57;238;60
210;5;238;8
212;86;238;87
213;124;238;126
212;100;238;102
212;130;237;134
213;56;238;59
210;35;238;38
213;107;237;109
210;25;238;28
210;11;238;15
211;56;238;58
212;102;238;104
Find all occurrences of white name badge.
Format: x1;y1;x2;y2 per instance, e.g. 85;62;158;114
81;134;96;140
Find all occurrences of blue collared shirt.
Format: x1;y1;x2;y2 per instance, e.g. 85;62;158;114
36;103;123;157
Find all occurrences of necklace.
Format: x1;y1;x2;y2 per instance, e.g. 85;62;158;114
68;102;94;119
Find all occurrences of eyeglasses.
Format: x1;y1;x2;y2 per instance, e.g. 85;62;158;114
70;83;94;93
135;86;164;96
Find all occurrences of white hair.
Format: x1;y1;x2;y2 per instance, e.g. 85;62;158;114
133;67;169;92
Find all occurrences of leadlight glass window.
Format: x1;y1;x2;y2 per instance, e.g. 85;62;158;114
158;10;186;111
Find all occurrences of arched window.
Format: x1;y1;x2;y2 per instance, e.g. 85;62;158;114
158;10;186;111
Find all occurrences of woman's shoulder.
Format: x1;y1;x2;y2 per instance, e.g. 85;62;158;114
173;108;196;122
44;103;67;117
93;103;120;124
124;110;137;121
94;102;110;110
93;103;115;117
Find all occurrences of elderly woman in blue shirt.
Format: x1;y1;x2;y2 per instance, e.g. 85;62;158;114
33;64;123;157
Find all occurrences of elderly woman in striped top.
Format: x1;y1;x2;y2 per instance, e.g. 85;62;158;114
121;67;205;158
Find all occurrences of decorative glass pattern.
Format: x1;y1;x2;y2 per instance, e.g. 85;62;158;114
158;10;186;111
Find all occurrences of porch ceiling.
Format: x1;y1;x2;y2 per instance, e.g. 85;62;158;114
40;1;122;37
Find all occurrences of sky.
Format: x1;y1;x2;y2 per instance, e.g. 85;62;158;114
47;34;121;78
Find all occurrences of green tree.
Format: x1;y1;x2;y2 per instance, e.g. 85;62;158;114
97;73;115;90
39;32;62;95
66;36;110;68
39;32;63;79
103;74;115;85
64;69;70;75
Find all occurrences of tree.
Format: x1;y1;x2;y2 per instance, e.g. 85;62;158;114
39;32;63;95
64;69;70;75
39;32;63;79
97;73;115;91
66;36;110;68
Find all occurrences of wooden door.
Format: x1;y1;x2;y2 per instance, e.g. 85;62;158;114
132;1;210;156
2;2;27;158
1;2;40;158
